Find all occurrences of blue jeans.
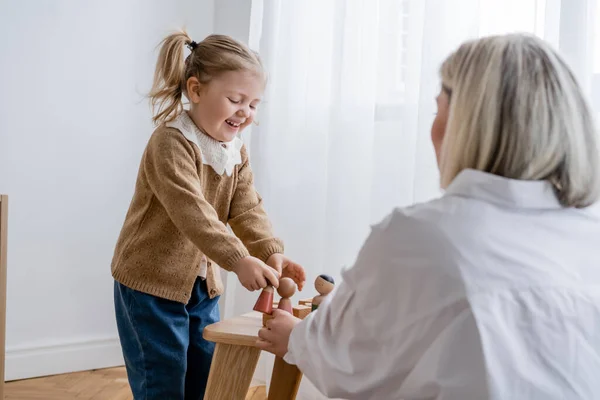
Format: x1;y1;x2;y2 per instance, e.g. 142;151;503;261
114;278;220;400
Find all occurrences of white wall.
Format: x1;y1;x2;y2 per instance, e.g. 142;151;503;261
0;0;215;380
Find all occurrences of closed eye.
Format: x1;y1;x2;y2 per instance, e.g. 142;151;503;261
228;98;240;104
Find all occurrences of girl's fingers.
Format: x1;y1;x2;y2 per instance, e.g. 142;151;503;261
256;274;267;289
261;265;279;288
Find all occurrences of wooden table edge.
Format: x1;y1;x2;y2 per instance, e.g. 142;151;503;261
203;311;262;347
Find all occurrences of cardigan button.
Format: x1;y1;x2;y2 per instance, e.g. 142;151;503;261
210;289;216;295
214;175;221;181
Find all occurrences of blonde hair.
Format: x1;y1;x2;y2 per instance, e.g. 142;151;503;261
439;34;600;208
149;30;264;125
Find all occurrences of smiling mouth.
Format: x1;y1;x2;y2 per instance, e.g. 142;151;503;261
226;120;241;128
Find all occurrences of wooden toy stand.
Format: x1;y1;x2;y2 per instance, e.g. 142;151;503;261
202;298;314;400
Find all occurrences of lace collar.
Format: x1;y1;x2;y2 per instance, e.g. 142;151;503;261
166;112;243;176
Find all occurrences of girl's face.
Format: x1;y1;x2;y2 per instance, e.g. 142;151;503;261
187;70;264;142
431;88;450;168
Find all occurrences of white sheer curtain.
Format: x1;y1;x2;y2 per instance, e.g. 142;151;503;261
227;0;599;397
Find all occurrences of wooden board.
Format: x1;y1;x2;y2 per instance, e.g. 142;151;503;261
5;367;132;400
203;312;262;347
0;195;7;400
298;299;312;306
267;357;303;400
293;305;311;320
4;366;266;400
204;343;261;400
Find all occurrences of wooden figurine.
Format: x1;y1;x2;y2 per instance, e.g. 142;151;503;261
253;285;274;314
276;277;296;314
312;274;335;311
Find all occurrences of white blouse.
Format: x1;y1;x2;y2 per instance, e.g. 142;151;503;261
284;169;600;400
166;111;243;177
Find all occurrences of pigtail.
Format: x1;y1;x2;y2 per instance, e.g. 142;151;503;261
149;30;192;125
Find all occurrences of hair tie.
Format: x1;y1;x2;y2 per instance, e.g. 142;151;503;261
186;40;198;51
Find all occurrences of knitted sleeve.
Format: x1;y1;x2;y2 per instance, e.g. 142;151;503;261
143;129;250;271
228;146;285;262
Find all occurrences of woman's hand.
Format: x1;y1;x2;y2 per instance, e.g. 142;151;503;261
266;253;306;291
233;256;280;291
256;309;301;358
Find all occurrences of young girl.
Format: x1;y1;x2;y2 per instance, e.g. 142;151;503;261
111;31;305;400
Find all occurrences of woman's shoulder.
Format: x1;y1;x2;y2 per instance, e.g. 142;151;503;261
341;198;469;315
365;195;478;268
384;191;491;233
371;203;446;254
375;196;458;236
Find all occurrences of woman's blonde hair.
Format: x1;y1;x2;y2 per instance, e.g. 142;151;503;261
149;30;264;125
439;33;600;208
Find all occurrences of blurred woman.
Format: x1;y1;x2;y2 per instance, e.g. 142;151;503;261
258;34;600;400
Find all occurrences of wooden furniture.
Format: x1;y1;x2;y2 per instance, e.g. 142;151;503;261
203;311;303;400
204;276;336;399
0;195;8;400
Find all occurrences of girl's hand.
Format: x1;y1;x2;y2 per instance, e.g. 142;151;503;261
256;309;301;358
267;253;306;291
233;256;280;291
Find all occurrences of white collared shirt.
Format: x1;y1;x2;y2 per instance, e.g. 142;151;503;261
166;111;243;177
285;169;600;400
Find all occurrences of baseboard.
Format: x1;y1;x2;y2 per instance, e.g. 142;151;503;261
5;337;125;381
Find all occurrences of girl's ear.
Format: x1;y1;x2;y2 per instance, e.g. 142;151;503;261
186;77;203;104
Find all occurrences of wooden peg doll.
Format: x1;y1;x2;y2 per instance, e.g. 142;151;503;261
276;277;296;314
312;274;335;311
253;285;274;314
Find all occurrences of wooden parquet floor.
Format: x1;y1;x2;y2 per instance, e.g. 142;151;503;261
4;367;266;400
